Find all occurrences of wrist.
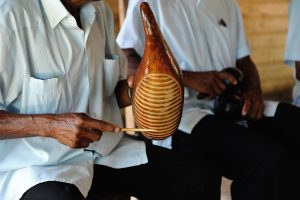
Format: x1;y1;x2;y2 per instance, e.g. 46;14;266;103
31;114;56;138
182;70;193;87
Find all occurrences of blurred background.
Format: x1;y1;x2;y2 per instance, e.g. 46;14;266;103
105;0;293;102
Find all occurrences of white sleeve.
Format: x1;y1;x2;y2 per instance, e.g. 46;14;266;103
284;0;300;67
116;0;145;57
234;0;251;59
0;27;9;111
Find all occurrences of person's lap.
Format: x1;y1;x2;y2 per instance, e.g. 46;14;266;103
20;143;221;200
20;181;85;200
172;103;300;200
88;143;221;200
22;103;300;200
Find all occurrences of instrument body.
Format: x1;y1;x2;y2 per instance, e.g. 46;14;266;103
132;2;184;140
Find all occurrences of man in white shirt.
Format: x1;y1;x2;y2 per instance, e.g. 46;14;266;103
0;0;221;199
285;0;300;106
117;0;300;199
284;0;300;198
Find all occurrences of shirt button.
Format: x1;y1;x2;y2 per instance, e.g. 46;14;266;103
69;18;75;23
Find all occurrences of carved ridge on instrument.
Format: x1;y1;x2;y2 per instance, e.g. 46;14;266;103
134;102;182;113
133;69;182;139
135;92;182;108
134;110;181;124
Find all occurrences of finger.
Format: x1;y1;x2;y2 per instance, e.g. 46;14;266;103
83;118;120;132
92;129;103;141
70;140;90;149
211;84;222;97
207;78;223;97
79;142;90;149
250;102;260;119
242;99;251;117
206;88;217;99
257;102;264;119
78;127;102;141
127;75;135;88
219;72;237;85
214;78;227;94
75;137;97;149
251;100;265;119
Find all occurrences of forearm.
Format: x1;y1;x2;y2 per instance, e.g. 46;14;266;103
236;56;262;94
0;110;52;139
183;70;208;98
182;70;211;91
182;70;193;88
182;70;202;89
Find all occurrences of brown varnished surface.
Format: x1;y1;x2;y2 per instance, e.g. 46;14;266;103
133;2;182;86
132;2;184;140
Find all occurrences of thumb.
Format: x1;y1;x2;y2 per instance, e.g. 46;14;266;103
127;75;135;88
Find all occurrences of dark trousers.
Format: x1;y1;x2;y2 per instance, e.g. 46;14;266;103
20;144;221;200
172;102;299;200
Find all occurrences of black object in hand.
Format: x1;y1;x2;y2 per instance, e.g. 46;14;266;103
214;94;244;120
222;67;243;95
213;67;244;120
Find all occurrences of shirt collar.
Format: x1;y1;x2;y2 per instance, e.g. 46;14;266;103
80;3;96;25
41;0;70;29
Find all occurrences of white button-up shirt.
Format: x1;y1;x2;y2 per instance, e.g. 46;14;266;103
117;0;250;147
0;0;147;199
285;0;300;104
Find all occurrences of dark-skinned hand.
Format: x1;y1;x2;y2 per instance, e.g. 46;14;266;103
241;89;264;120
183;70;237;99
46;113;120;148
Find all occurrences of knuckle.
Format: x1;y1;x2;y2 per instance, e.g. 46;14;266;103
70;143;78;149
82;143;89;148
71;136;81;144
74;140;82;148
77;113;87;123
91;128;101;140
95;133;102;141
74;128;81;135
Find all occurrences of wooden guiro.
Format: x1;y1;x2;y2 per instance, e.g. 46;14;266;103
131;2;184;140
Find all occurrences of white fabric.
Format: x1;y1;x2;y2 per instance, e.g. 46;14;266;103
285;0;300;105
263;101;279;117
292;81;300;106
117;0;250;147
0;0;147;199
152;137;173;149
285;0;300;68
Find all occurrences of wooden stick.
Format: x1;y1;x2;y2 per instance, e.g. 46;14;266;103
120;128;159;132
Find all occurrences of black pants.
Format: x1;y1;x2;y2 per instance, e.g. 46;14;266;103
172;102;299;200
20;144;221;200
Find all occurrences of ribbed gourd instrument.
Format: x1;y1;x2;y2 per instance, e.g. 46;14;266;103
131;2;184;140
